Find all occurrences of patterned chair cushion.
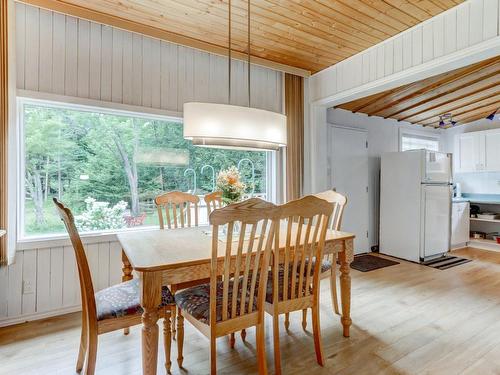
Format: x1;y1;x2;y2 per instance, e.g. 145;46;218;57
95;278;175;321
265;269;312;303
279;258;333;275
175;280;258;324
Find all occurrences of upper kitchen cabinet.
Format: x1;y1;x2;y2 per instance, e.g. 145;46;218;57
457;129;500;173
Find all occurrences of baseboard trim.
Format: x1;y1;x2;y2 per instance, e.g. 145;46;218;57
0;305;81;327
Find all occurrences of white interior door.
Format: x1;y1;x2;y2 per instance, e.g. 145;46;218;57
328;126;369;254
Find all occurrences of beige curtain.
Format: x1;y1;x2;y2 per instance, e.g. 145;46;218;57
284;73;304;202
0;0;8;266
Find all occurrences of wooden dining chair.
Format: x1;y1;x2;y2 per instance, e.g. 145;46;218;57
204;191;223;216
285;189;348;332
53;198;176;375
266;195;333;375
155;191;208;340
204;191;246;347
313;189;347;315
175;198;280;375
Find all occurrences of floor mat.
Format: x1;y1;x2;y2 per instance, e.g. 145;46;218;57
350;254;399;272
422;255;472;270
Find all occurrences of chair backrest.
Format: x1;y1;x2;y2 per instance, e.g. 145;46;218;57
53;198;97;324
271;195;333;304
155;191;200;229
204;191;223;217
313;190;347;231
208;198;280;327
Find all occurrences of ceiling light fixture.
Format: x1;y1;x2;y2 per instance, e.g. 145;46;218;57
438;113;457;128
183;0;287;151
486;109;498;120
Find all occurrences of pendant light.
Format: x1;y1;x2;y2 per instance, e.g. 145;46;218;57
183;0;287;151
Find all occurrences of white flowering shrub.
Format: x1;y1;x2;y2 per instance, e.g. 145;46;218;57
75;197;128;232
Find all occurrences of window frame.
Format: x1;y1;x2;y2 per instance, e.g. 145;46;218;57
15;93;277;248
399;128;441;152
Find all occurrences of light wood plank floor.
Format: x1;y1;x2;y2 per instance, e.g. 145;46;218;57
2;248;500;375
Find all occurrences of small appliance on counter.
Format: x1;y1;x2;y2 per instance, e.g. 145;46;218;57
453;182;462;198
380;149;452;263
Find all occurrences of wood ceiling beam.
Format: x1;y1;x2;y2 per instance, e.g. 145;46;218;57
419;94;500;126
346;57;500;115
17;0;311;77
442;103;500;128
405;86;500;124
393;75;500;121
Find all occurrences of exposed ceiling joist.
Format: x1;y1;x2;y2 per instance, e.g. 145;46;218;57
336;56;500;128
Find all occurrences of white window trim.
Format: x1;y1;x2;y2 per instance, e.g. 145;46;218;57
398;127;441;152
15;92;278;250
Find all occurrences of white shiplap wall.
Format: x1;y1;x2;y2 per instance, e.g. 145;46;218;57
14;3;282;114
310;0;500;105
0;3;283;327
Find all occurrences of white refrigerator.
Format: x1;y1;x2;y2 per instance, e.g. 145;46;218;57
380;149;452;263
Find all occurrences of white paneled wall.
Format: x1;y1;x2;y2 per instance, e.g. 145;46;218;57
14;3;282;114
310;0;500;104
0;3;283;327
0;239;123;325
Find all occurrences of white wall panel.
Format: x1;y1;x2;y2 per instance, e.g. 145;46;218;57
310;0;499;104
4;2;283;326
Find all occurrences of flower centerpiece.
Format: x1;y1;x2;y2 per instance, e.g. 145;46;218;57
216;166;246;205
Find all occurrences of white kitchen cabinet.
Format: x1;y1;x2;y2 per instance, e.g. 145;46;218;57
484;129;500;172
457;129;500;173
451;201;469;249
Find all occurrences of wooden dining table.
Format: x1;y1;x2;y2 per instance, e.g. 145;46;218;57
118;225;355;375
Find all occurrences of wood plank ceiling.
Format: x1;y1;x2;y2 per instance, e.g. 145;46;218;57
23;0;463;74
336;56;500;128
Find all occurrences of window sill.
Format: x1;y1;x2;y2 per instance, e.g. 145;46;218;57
16;226;160;251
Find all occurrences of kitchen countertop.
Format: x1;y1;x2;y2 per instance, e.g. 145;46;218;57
452;194;500;205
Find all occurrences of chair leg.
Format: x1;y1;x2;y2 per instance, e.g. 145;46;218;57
176;308;184;368
284;313;290;331
210;336;217;375
272;314;282;375
312;305;325;366
255;322;268;375
241;328;247;342
330;264;340;315
76;325;87;373
83;330;98;375
163;308;172;374
302;309;308;330
229;333;236;349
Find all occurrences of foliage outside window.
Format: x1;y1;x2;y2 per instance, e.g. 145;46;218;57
21;100;269;238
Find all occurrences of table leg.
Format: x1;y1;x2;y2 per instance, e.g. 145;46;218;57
338;239;353;338
140;272;162;375
122;251;133;335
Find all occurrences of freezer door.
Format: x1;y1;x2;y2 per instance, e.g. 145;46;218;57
421;184;452;260
423;151;452;184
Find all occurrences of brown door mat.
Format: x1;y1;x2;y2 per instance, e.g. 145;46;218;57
422;255;472;270
350;254;399;272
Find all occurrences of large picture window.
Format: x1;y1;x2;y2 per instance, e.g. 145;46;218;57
19;99;271;238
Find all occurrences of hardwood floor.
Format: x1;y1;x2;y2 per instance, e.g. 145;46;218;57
2;247;500;375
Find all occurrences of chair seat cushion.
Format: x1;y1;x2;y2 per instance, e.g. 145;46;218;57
265;269;312;303
279;258;333;276
175;280;258;324
95;278;175;321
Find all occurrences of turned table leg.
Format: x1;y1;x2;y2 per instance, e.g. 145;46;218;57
122;251;133;335
140;272;162;375
338;239;353;338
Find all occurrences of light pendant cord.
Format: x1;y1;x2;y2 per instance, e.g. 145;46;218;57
228;0;232;105
248;0;251;107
